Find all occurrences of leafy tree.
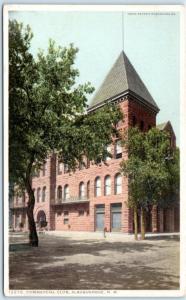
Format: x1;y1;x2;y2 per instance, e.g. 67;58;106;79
9;20;122;246
121;127;179;240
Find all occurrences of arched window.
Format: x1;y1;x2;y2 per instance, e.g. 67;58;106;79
64;185;69;200
115;174;122;194
87;181;90;199
95;177;101;197
79;182;85;198
37;187;41;202
104;175;111;196
57;186;62;201
42;187;46;202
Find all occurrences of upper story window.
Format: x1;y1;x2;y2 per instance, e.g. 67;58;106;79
87;159;90;169
140;120;144;131
79;182;85;198
116;120;123;128
78;210;84;216
64;163;69;173
132;116;137;127
105;145;112;161
79;161;85;170
58;161;63;175
104;175;111;196
42;162;47;176
115;140;122;159
95;176;101;197
33;169;40;178
37;187;41;202
57;186;62;201
87;181;90;199
64;185;69;200
42;187;46;202
115;173;122;195
16;192;25;204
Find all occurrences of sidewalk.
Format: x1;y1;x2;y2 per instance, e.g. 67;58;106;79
45;230;180;241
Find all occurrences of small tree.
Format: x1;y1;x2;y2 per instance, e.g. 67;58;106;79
121;127;179;240
9;20;122;246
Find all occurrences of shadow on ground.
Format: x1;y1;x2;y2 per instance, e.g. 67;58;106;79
9;243;30;252
9;234;180;290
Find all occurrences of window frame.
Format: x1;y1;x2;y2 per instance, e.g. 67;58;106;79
95;176;101;197
104;175;111;196
115;173;122;195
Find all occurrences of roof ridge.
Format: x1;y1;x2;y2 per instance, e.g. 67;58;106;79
122;51;129;89
89;51;159;112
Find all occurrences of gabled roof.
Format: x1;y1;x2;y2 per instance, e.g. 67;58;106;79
156;121;176;137
89;51;159;112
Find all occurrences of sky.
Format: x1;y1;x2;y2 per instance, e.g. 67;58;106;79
9;10;180;145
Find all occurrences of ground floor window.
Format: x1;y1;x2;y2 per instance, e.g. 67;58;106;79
64;218;69;224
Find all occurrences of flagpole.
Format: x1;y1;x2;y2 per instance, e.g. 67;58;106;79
122;11;124;51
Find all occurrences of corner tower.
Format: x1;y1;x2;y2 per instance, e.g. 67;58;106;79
88;51;159;130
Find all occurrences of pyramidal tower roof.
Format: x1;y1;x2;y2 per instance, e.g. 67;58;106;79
89;51;159;112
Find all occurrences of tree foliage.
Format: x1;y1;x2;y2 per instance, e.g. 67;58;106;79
121;126;179;239
9;20;122;246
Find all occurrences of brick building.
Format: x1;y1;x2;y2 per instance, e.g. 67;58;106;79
11;51;179;233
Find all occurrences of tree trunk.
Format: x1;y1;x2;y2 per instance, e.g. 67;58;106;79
134;206;138;240
24;161;39;247
141;207;146;240
27;197;38;247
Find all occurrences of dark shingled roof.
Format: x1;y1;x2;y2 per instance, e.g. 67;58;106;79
89;51;159;112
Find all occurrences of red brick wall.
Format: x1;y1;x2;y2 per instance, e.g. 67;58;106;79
13;95;179;234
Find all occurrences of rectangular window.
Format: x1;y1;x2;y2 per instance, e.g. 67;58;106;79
64;218;69;224
79;161;85;170
115;140;122;159
87;159;90;168
42;162;47;176
58;161;63;175
64;211;69;216
64;163;69;173
105;145;112;161
78;210;84;216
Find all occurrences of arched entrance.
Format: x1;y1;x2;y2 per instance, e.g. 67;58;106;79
37;210;47;228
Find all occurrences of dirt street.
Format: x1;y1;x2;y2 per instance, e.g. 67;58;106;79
9;232;179;290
